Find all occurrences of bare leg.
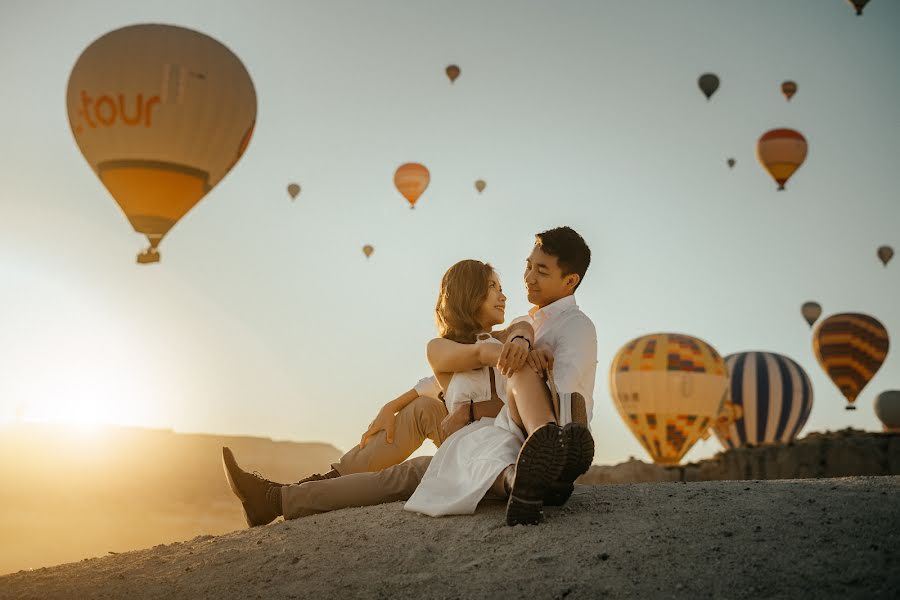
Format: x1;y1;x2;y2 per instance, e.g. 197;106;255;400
506;368;556;436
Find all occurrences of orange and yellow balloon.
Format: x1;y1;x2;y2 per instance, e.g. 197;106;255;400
813;313;889;410
67;24;256;264
609;333;728;465
756;128;807;191
445;65;460;83
287;183;301;200
362;244;374;259
475;179;486;193
394;163;430;209
781;81;798;101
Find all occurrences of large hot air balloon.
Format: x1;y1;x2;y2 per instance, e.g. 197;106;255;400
394;163;430;209
446;65;460;83
813;313;890;410
781;81;798;101
475;179;486;193
727;158;736;169
877;245;894;266
874;391;900;432
756;128;807;190
712;352;813;450
362;244;374;259
287;183;301;200
698;73;719;101
801;302;822;328
609;333;728;465
847;0;870;16
67;24;256;264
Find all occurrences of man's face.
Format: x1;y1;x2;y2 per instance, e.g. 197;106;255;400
523;245;578;308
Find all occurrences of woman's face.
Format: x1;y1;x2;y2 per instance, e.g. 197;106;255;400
476;271;506;330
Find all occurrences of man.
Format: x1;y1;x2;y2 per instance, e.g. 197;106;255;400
224;226;598;526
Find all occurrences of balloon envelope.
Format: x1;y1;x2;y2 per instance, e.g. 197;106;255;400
781;81;798;101
877;245;894;266
801;302;822;328
609;333;728;465
475;179;486;193
698;73;719;100
446;65;460;83
727;158;736;169
756;128;807;190
847;0;869;15
394;163;430;208
874;390;900;432
362;244;374;259
287;183;300;199
813;313;889;409
66;24;256;263
713;352;813;450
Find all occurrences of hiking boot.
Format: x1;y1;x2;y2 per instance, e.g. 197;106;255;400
222;447;283;527
544;421;595;507
506;423;567;526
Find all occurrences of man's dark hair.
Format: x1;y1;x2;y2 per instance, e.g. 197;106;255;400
534;226;591;291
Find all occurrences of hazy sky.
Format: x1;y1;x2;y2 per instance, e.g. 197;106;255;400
1;0;898;465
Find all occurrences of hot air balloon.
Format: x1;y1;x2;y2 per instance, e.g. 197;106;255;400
475;179;486;193
609;333;728;465
847;0;869;16
813;313;889;410
446;65;460;83
67;24;256;264
877;245;894;266
287;183;301;200
698;73;719;101
874;390;900;432
781;81;798;101
394;163;430;209
727;158;736;169
801;302;822;328
756;128;807;190
712;352;813;450
362;244;374;259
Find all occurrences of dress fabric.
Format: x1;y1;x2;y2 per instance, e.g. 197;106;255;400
404;337;525;517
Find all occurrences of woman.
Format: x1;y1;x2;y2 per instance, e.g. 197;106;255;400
404;259;567;525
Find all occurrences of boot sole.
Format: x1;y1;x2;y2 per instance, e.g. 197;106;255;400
544;423;595;507
506;424;567;526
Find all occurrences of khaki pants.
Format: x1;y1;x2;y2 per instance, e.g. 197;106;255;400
280;396;447;520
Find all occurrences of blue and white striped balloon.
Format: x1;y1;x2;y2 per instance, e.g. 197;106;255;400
714;351;814;449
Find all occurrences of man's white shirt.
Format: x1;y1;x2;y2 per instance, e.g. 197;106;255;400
414;295;598;428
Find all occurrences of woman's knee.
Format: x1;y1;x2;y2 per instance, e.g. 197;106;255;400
506;368;545;396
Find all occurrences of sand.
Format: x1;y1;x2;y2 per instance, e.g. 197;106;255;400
2;477;898;599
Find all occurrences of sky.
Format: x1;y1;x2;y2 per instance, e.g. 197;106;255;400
1;0;898;466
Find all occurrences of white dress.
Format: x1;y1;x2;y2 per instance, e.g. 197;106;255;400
404;336;526;517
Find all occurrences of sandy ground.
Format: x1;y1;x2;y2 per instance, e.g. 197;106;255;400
2;477;898;600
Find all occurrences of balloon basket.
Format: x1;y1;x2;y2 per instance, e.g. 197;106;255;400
137;249;161;265
845;405;857;411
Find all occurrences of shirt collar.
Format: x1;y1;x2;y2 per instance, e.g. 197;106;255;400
528;295;577;322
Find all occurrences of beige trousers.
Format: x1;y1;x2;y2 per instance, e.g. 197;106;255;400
280;395;447;520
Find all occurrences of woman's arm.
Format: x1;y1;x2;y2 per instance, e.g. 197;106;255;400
427;337;502;375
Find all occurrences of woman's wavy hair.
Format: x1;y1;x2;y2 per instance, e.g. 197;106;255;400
435;259;495;343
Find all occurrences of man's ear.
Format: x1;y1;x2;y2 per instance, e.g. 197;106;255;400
565;273;580;291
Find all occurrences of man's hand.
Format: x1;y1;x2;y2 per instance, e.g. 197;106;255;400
360;407;397;448
526;347;554;376
439;404;471;440
496;337;531;377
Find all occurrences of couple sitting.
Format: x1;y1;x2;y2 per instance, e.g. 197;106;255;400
223;226;598;526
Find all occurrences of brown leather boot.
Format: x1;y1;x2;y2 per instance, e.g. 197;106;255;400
222;447;283;527
544;393;594;506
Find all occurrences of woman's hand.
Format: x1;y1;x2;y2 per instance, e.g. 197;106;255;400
497;337;530;377
360;406;397;447
439;404;471;440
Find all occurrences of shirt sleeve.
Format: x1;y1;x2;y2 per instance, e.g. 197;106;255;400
550;314;598;416
413;375;443;400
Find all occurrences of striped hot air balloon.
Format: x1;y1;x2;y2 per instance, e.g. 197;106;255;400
609;333;728;465
712;352;813;450
874;391;900;432
813;313;890;410
394;163;430;209
756;128;807;190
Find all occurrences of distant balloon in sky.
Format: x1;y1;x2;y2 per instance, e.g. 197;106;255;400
727;158;736;169
874;390;900;432
362;244;374;259
813;313;889;410
877;245;894;266
394;163;430;209
713;352;813;450
756;128;807;190
66;24;256;264
847;0;870;16
287;183;301;200
609;333;728;465
801;302;822;328
475;179;486;193
445;65;460;83
781;80;798;101
698;73;719;101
